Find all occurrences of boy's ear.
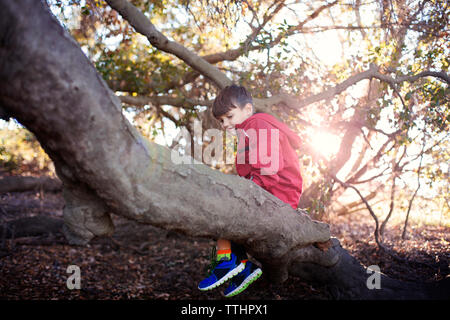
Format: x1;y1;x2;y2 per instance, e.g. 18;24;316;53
244;103;253;115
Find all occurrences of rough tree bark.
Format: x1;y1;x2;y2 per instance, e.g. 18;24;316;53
0;0;447;299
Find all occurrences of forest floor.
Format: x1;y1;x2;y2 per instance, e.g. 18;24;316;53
0;175;448;300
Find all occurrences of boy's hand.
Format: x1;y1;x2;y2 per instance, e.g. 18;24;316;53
313;240;332;252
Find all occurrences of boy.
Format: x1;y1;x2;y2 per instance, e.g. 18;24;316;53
198;85;303;297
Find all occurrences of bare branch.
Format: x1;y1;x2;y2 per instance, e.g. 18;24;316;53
296;21;447;38
344;130;374;182
402;137;426;239
336;189;379;216
354;0;367;38
200;1;337;64
380;173;396;237
380;70;450;85
201;0;286;64
331;174;385;251
270;0;339;46
256;63;449;114
346;133;398;184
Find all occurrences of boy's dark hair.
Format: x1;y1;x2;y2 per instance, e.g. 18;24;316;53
212;85;253;118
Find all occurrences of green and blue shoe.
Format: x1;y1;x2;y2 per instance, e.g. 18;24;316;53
198;252;245;291
223;261;262;297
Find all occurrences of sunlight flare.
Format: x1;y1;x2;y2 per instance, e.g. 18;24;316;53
310;130;341;159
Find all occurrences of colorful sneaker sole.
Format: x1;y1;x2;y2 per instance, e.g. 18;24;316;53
224;267;263;297
198;262;246;291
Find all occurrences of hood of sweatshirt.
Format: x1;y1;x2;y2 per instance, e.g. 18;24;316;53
235;113;301;150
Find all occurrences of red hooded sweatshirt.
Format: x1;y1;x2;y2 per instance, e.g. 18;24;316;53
234;113;303;209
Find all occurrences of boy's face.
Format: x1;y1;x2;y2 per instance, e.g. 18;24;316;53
218;103;253;134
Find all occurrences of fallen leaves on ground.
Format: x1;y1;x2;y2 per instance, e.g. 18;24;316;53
0;187;448;300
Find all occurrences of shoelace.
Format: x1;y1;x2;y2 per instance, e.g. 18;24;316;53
204;246;219;276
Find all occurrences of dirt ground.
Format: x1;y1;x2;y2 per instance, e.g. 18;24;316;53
0;186;448;300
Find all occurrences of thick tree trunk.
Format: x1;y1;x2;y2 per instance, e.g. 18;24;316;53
0;0;447;299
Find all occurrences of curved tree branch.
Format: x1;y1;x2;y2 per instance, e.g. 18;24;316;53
331;174;385;251
200;0;286;64
182;1;337;66
105;0;232;89
255;63;449;113
402;136;426;239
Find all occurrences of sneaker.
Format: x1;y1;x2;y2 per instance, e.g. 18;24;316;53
223;261;262;297
198;253;245;291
